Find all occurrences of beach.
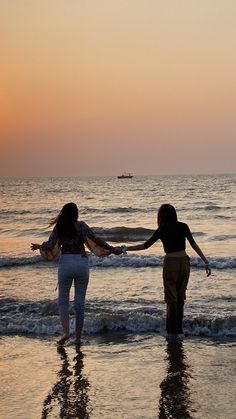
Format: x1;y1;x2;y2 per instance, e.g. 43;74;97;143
1;174;236;418
1;334;236;418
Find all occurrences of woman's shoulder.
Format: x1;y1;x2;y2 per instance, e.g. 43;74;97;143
75;220;90;233
177;221;191;230
77;220;88;228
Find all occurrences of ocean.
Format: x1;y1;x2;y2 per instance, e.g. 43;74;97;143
1;174;236;418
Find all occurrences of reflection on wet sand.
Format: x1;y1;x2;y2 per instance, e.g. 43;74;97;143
41;346;91;418
159;340;193;419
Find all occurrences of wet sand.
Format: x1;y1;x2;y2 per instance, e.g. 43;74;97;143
1;334;236;419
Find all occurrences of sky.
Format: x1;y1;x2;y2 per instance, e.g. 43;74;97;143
1;0;236;176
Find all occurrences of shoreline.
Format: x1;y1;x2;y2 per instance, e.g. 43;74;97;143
1;333;236;419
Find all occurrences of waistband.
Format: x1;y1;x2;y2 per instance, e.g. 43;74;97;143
165;250;187;258
60;253;87;259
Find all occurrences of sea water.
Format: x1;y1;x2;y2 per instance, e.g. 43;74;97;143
0;174;236;418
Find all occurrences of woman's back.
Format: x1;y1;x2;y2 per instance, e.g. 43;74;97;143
56;221;87;255
159;222;195;253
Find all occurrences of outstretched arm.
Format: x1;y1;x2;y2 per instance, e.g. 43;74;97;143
116;229;159;254
31;227;58;252
115;243;145;254
86;227;117;254
31;243;42;251
126;244;146;251
191;242;211;276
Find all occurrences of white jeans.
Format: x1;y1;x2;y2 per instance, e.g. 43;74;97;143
58;254;89;331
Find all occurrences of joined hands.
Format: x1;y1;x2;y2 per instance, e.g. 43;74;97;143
113;246;123;255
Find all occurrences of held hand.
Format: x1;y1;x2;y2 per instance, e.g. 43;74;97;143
31;243;41;251
205;264;211;277
113;246;123;255
120;245;127;254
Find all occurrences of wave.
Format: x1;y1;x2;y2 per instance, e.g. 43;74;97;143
1;224;207;242
1;254;236;270
204;205;221;211
0;209;32;217
91;226;205;241
0;298;235;338
215;215;233;220
211;234;236;241
83;207;141;214
100;226;206;240
0;255;43;268
0;208;56;217
193;204;234;212
93;226;154;241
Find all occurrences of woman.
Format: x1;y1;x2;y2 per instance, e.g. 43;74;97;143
31;202;118;346
120;204;211;338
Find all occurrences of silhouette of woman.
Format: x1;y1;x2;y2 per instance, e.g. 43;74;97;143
31;202;119;345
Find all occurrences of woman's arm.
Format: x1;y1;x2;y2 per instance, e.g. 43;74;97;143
115;243;145;254
87;229;115;252
122;230;160;253
126;244;146;251
41;228;59;251
31;243;42;251
31;228;58;253
82;222;120;254
31;228;60;261
191;242;211;276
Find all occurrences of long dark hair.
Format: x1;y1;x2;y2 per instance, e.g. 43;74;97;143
157;204;177;227
49;202;79;238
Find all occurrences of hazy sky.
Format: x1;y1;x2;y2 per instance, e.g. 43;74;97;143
1;0;236;176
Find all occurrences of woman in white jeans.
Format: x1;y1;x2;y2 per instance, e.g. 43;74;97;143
31;202;118;346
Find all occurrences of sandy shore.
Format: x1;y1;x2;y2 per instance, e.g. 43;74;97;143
1;334;236;419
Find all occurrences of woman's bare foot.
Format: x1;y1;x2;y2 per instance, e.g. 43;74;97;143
57;335;70;346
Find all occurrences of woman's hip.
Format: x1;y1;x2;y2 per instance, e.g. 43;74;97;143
58;254;89;277
163;255;190;281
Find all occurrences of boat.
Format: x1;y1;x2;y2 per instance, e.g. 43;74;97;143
117;172;133;179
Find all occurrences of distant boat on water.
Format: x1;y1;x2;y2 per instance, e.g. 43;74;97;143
117;172;133;179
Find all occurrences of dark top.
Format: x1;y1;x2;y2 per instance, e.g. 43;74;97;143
144;222;196;253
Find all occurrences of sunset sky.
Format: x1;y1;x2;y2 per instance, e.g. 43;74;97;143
1;0;236;176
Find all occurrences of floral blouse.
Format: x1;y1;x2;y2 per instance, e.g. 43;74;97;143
42;221;113;257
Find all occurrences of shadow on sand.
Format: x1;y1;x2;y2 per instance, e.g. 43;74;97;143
159;340;194;418
41;345;91;418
